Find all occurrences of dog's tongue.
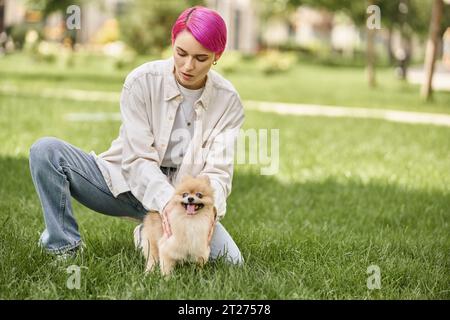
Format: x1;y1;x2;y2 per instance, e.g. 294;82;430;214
187;204;196;214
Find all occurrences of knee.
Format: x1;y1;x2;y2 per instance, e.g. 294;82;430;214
209;224;244;266
228;250;245;266
29;137;64;165
211;248;244;266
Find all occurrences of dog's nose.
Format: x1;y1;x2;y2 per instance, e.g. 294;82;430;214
188;197;194;203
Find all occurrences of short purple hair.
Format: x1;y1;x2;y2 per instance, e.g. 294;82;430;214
171;6;227;57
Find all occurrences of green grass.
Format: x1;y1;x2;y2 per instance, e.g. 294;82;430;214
1;53;450;114
226;61;450;114
0;53;449;299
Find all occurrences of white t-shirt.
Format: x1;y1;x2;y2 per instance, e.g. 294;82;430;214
161;82;204;168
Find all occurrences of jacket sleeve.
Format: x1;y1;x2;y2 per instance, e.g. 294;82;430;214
120;83;174;213
199;95;245;219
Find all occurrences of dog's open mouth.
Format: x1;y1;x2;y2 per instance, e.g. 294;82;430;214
182;203;204;215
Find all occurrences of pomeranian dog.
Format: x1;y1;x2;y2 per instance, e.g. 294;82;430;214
140;175;217;276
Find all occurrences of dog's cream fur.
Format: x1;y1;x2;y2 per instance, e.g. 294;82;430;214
141;175;216;276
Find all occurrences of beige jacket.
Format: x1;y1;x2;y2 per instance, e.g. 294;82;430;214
90;58;245;219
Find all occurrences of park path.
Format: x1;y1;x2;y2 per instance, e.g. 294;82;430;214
1;84;449;127
244;100;450;127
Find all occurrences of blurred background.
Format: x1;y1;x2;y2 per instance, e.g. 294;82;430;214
0;0;449;102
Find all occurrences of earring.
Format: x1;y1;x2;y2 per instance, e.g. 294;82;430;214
213;61;217;65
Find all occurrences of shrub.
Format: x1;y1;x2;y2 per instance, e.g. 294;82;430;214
214;50;243;74
92;19;120;45
6;23;43;50
119;0;204;55
256;50;297;75
35;41;60;63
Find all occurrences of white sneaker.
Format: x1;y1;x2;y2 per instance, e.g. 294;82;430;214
133;224;143;250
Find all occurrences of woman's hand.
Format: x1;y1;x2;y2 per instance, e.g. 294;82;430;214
161;203;174;238
207;207;218;246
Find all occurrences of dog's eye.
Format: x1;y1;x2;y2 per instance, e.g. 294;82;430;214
196;192;203;198
182;193;189;198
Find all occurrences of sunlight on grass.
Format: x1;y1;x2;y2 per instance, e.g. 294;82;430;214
1;53;449;113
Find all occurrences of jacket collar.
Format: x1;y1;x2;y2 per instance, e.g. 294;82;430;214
163;57;212;110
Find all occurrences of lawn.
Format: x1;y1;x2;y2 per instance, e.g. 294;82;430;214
1;53;450;114
0;53;449;299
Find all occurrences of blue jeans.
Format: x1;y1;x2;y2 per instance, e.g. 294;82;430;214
29;137;243;264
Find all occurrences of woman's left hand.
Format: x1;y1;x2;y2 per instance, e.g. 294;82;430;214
162;203;174;238
207;207;217;246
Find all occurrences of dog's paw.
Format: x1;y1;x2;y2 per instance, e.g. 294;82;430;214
196;256;208;268
144;259;157;274
144;266;155;274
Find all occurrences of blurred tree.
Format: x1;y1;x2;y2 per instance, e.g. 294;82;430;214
421;0;444;100
376;0;449;80
0;0;5;35
259;0;298;20
366;1;377;87
288;0;377;86
27;0;85;18
258;0;299;49
26;0;86;47
286;0;449;87
119;0;204;55
408;0;450;38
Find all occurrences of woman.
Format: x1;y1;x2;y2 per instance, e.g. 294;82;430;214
29;6;245;264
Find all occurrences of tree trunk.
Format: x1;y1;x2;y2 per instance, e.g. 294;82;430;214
420;0;444;100
399;35;412;81
367;27;376;87
0;0;5;35
387;27;395;65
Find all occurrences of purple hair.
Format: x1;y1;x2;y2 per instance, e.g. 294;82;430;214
171;6;227;56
